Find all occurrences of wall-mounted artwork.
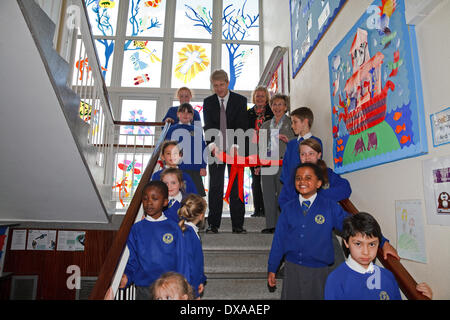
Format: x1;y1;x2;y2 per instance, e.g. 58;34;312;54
290;0;347;78
328;0;427;174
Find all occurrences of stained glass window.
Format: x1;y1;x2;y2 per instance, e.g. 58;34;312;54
126;0;166;37
222;0;259;41
122;40;163;87
222;44;259;90
174;0;213;39
85;0;120;36
171;42;212;89
72;38;114;86
119;99;157;145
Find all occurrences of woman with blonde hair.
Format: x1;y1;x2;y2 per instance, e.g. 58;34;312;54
247;86;274;217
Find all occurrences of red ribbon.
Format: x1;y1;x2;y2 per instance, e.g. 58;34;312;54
215;152;283;203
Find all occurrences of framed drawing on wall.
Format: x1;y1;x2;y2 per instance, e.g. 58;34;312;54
290;0;347;78
328;0;428;174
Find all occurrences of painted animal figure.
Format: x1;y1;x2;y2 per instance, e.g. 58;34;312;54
353;137;366;156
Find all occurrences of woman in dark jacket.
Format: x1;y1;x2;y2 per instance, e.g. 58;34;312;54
247;86;274;217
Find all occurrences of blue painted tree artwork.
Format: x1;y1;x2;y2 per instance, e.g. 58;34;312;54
184;0;259;89
328;0;427;174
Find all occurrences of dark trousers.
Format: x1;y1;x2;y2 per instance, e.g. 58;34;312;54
208;163;245;229
250;167;264;214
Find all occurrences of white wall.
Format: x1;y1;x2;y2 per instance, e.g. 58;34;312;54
263;0;450;299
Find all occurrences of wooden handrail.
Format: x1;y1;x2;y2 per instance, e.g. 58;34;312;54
339;199;430;300
113;121;166;126
89;123;171;300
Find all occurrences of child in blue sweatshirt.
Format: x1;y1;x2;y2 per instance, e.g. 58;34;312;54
119;181;189;300
325;212;433;300
160;167;188;222
165;103;206;196
267;163;398;300
279;107;323;187
177;194;208;298
278;138;351;209
151;140;198;195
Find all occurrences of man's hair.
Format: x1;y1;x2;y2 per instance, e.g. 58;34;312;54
270;93;290;110
210;69;229;83
142;181;169;200
341;212;383;257
177;103;194;114
290;106;314;128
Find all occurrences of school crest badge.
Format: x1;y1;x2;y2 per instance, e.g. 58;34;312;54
162;233;174;244
315;214;325;224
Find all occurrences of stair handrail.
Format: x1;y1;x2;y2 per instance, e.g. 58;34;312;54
257;46;288;88
338;199;430;300
89;122;171;300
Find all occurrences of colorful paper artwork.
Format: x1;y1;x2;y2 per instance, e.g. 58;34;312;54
290;0;347;78
174;44;210;84
328;0;427;174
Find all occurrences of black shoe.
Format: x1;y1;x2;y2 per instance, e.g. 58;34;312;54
261;228;275;234
232;227;247;234
206;226;219;234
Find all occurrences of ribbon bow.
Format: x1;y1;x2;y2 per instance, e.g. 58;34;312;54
214;151;283;203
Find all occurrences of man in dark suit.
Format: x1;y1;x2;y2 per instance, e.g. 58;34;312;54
203;69;248;234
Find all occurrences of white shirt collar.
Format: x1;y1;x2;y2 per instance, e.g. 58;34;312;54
185;221;200;239
345;254;375;274
299;193;317;206
145;212;167;222
297;132;313;141
217;91;230;109
169;192;183;203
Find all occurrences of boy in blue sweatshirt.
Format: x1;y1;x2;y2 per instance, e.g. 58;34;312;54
119;181;189;299
325;212;433;300
280;107;323;188
165;103;206;196
267;163;398;299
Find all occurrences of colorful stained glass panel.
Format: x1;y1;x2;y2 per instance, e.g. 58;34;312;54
122;40;163;87
126;0;166;37
174;0;213;39
222;44;259;90
85;0;120;36
222;0;259;41
171;42;211;89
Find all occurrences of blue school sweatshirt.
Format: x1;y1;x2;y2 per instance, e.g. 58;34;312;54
124;217;189;287
324;262;402;300
278;167;352;210
163;106;201;125
184;224;207;298
279;135;323;185
151;168;198;195
166;123;207;171
268;193;388;273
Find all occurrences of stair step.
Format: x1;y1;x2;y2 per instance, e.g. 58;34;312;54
201;278;282;300
205;216;267;233
201;232;273;251
204;251;269;275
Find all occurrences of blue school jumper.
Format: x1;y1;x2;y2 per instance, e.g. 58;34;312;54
124;217;189;287
324;262;402;300
279;135;323;185
268;193;388;273
166;123;207;172
278;167;352;210
163;106;201;125
151;168;198;195
184;224;207;298
163;191;187;222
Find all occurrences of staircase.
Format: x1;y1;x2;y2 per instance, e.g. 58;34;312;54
201;216;281;300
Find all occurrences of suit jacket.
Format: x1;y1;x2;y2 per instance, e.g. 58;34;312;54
203;91;248;152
